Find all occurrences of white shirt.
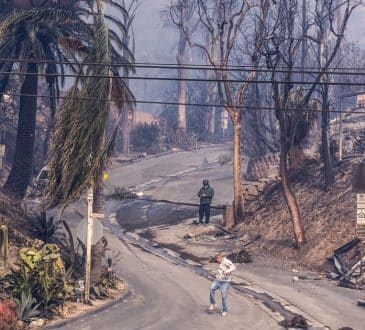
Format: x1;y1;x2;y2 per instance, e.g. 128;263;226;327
216;257;236;282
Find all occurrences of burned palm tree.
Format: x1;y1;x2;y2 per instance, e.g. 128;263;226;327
45;0;134;284
0;0;91;200
0;0;135;201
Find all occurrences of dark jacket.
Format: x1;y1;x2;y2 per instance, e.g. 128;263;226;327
197;186;214;205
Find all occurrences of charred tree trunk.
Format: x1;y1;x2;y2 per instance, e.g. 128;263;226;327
2;62;38;200
279;138;306;247
208;106;216;139
177;31;187;131
288;143;306;169
232;115;244;224
205;68;216;140
0;62;14;100
321;86;334;191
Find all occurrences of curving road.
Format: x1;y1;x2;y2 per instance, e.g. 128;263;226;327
59;144;282;329
56;144;362;330
59;229;281;330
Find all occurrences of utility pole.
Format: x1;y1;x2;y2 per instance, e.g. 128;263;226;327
339;97;343;161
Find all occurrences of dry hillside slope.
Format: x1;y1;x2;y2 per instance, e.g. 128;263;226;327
241;157;359;270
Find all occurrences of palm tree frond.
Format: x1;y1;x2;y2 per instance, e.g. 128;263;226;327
45;3;112;208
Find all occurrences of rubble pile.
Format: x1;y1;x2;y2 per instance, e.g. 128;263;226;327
327;238;365;289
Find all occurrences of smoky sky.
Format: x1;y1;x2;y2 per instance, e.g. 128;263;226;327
130;0;365;115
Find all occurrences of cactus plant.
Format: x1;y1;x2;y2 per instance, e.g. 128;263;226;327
0;225;9;265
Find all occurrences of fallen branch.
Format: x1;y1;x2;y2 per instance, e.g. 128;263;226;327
214;225;232;235
137;197;226;210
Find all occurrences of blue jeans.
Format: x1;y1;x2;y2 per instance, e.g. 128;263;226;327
210;280;230;312
199;204;211;223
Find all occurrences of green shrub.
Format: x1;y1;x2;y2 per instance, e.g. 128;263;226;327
2;244;71;318
130;123;160;151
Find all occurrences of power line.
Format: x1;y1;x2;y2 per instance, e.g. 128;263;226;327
2;69;365;86
2;57;365;76
3;91;365;115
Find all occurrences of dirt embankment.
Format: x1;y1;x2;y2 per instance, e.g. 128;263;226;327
241;158;358;270
0;192;35;275
0;192;34;245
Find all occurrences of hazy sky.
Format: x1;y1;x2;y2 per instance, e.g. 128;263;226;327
131;1;365;114
133;0;365;63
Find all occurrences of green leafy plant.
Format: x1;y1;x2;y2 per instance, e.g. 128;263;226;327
131;123;161;151
3;243;71;317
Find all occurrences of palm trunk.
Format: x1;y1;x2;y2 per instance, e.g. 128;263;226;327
0;62;13;100
43;85;56;161
177;31;187;131
2;62;38;200
321;88;334;191
279;140;306;247
232;117;244;224
121;107;130;154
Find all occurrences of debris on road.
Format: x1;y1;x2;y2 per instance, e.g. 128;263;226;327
227;249;252;263
357;299;365;307
110;186;137;200
278;314;309;329
327;238;364;289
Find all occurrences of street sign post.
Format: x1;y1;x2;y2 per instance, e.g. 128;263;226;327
82;186;105;303
76;217;103;246
85;187;93;303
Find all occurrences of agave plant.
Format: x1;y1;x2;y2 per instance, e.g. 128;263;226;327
15;291;41;322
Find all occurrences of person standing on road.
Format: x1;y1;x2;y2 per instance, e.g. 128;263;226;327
209;254;236;316
197;179;214;224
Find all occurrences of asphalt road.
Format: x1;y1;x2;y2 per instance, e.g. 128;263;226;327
59;231;281;330
108;143;237;204
57;144;363;330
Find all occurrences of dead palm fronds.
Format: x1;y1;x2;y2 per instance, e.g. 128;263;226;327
45;0;111;208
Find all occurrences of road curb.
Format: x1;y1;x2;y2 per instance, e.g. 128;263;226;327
106;220;330;330
42;283;131;329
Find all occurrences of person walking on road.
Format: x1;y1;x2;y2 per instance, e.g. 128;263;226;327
209;254;236;316
197;179;214;224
